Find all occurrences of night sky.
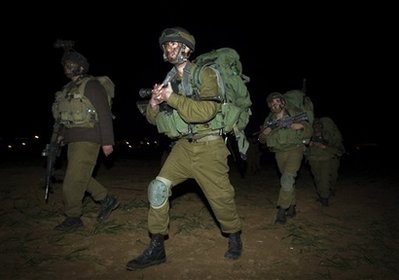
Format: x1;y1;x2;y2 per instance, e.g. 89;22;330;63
3;3;381;149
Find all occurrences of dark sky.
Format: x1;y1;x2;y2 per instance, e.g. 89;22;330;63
3;3;382;147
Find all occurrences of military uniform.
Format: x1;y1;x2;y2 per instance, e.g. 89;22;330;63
127;27;242;271
52;77;117;227
305;117;345;205
259;98;313;223
146;64;242;235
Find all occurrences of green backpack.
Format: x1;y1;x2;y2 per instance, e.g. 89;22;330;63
283;89;314;125
192;48;252;156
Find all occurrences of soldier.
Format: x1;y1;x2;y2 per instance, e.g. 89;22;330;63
305;117;345;206
51;41;119;231
258;92;313;224
126;27;242;270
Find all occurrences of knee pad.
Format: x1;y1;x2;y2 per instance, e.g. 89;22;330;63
281;172;295;191
148;176;171;209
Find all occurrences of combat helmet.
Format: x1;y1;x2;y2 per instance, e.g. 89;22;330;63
159;27;196;52
266;92;285;104
54;39;89;74
62;51;89;73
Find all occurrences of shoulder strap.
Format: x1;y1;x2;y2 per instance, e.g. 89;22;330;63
182;63;193;97
192;63;225;100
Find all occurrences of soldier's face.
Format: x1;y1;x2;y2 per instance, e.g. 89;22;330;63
163;41;182;63
268;98;284;113
63;61;82;79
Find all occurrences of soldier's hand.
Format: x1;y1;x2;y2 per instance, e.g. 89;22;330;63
290;123;304;130
102;145;113;157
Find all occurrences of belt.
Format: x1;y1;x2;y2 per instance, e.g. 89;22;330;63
188;135;221;143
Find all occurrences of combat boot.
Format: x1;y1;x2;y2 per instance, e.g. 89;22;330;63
97;195;120;222
126;234;166;270
275;207;287;224
224;232;242;260
286;205;296;218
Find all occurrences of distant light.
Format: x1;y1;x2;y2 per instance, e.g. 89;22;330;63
21;142;26;146
125;141;130;145
8;145;12;149
128;145;132;149
34;135;39;139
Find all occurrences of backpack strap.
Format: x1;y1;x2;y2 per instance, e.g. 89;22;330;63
182;63;193;97
192;63;201;92
192;63;226;101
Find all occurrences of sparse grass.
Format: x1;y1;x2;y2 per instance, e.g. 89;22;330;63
284;217;399;275
171;207;214;234
284;223;330;253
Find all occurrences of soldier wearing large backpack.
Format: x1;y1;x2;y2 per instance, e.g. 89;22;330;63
126;27;242;270
51;41;119;231
305;117;345;206
258;91;313;224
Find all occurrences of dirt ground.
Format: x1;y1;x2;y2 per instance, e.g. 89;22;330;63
0;147;397;280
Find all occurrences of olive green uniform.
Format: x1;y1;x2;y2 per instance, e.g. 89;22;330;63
306;117;344;199
259;106;312;209
146;64;242;235
52;78;114;217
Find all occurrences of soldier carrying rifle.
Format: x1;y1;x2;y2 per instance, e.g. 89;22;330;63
258;91;313;224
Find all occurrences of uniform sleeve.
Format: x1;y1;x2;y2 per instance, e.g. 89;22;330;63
146;103;159;125
85;80;115;145
166;67;220;123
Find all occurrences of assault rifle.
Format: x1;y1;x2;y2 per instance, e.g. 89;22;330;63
265;111;309;130
136;68;177;115
42;140;61;203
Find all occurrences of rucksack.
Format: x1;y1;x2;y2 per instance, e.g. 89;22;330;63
90;76;115;108
319;117;345;156
82;76;115;118
283;89;314;125
192;48;252;156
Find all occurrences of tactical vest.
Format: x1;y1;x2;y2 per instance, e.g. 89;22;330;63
52;76;101;128
155;65;226;139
